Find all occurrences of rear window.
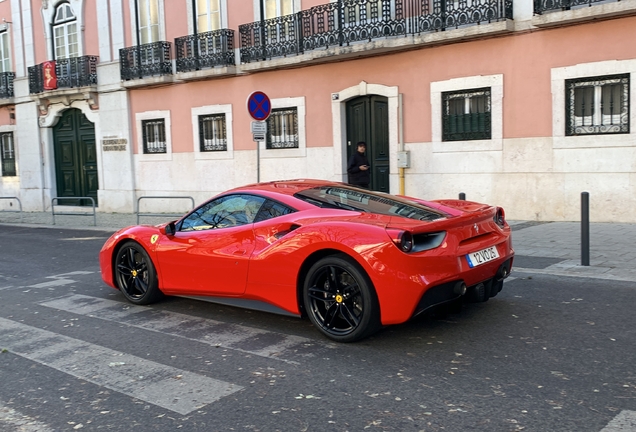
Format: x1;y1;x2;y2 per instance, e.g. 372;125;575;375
294;186;447;222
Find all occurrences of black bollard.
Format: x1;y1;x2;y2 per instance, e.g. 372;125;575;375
459;193;466;201
581;192;589;266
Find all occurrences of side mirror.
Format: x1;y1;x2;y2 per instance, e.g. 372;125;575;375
161;221;176;236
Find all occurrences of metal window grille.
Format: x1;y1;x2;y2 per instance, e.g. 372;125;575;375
566;74;629;136
142;119;167;153
442;87;491;141
199;114;227;151
267;108;299;149
0;132;16;176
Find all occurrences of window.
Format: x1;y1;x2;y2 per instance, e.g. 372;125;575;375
199;114;227;151
0;32;10;72
343;0;382;26
179;194;266;231
265;0;294;18
267;108;298;149
253;199;295;222
442;87;491;141
138;0;160;44
565;74;629;135
142;119;166;153
197;0;221;32
53;3;78;59
1;132;16;176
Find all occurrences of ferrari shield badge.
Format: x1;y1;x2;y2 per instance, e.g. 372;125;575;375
150;234;159;244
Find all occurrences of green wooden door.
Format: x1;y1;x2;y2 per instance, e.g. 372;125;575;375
346;95;389;192
53;109;98;206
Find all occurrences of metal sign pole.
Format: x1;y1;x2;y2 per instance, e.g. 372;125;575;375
247;92;271;185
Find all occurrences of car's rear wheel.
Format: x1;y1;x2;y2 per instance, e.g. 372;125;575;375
115;241;163;305
303;255;380;342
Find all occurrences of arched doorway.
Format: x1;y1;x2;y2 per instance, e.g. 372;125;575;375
346;95;389;192
53;108;98;206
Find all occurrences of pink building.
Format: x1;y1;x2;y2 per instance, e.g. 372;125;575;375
0;0;635;221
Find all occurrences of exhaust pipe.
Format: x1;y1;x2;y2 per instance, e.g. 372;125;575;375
453;282;467;296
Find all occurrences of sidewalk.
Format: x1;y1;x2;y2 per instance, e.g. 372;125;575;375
1;211;635;283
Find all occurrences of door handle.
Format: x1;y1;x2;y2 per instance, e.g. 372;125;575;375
233;250;247;256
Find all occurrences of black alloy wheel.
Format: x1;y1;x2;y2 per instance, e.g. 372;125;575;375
303;254;380;342
115;241;162;305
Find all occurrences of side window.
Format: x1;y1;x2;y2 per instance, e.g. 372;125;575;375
1;132;16;177
254;199;296;223
180;194;266;231
267;107;298;149
199;113;227;151
442;87;491;141
265;0;294;18
52;3;78;59
142;119;166;153
138;0;160;44
565;74;629;135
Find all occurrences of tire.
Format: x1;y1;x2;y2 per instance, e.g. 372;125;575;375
303;254;380;343
114;241;163;305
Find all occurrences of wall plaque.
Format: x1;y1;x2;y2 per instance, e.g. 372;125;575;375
102;138;127;152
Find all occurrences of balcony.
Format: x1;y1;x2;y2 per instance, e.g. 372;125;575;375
239;0;513;64
120;42;173;81
533;0;636;27
28;56;97;94
175;29;236;74
0;72;14;99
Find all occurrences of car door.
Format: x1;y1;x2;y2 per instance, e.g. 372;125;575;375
155;194;265;296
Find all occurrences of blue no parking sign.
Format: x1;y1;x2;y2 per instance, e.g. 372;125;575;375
246;91;272;121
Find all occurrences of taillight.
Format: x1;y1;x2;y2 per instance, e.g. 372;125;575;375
386;229;413;253
494;207;506;228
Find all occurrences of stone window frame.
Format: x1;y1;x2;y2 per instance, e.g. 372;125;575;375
135;110;172;161
260;96;306;159
431;74;503;153
191;104;234;160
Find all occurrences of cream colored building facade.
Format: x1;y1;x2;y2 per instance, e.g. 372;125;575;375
0;0;635;222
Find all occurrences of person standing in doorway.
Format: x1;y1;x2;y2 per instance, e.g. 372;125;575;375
347;141;370;189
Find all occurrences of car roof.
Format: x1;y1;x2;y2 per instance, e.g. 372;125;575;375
228;179;339;197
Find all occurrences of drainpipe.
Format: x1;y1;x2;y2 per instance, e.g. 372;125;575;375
398;93;405;195
134;0;142;79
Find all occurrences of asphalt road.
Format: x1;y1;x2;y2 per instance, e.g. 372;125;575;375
0;225;635;431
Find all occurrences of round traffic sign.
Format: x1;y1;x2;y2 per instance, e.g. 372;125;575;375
247;91;272;121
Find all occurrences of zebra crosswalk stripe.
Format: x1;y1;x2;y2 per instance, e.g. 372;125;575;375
0;317;242;415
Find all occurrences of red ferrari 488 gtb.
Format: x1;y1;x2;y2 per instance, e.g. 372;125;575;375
100;179;514;342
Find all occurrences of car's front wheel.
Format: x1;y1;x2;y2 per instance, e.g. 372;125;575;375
114;241;163;305
303;254;380;342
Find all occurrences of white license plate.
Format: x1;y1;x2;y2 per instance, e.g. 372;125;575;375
466;246;500;268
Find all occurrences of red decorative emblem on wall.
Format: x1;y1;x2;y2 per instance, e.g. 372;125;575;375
43;61;57;90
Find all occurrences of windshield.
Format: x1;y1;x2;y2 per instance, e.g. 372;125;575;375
294;186;448;222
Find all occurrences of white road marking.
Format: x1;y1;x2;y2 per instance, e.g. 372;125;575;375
28;279;76;288
27;271;94;288
0;402;55;432
601;410;636;432
0;318;242;415
40;294;322;363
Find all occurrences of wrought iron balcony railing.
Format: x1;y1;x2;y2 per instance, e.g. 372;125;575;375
175;29;236;73
28;56;97;94
0;72;14;98
534;0;618;14
120;41;173;81
240;0;513;63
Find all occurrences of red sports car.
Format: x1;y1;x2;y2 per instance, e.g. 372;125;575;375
99;179;514;342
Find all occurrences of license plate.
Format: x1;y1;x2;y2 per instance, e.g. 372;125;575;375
466;246;500;268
